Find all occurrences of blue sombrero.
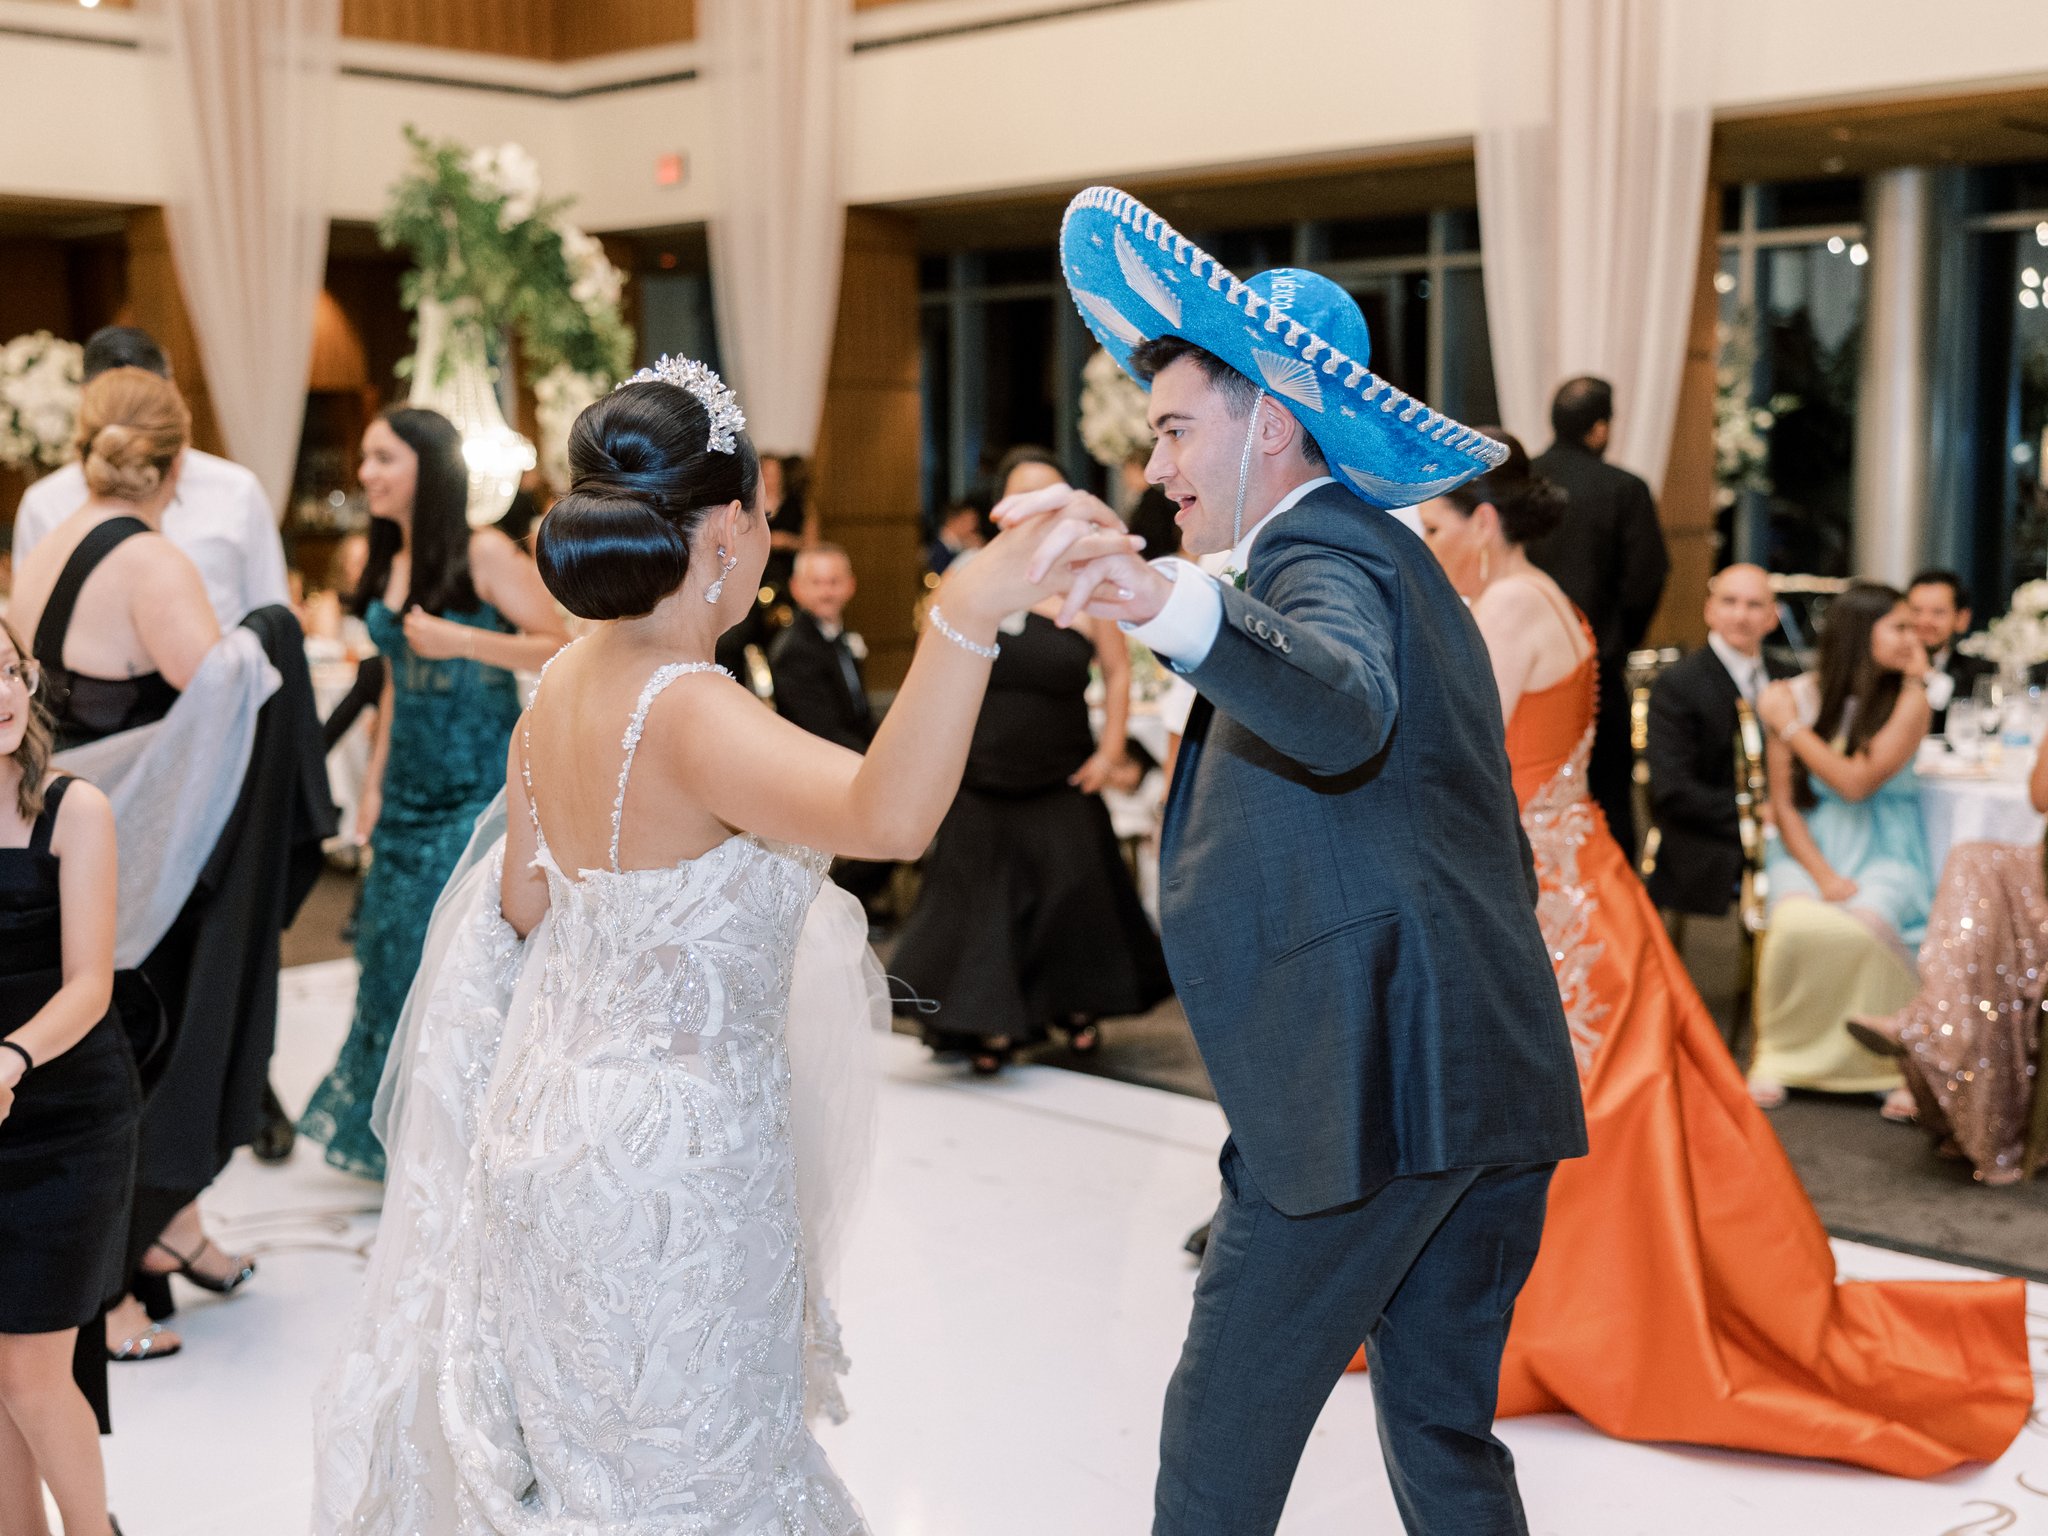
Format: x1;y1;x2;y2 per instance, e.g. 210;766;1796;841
1060;186;1506;509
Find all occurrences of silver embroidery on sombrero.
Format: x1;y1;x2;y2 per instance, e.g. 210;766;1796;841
1075;288;1146;347
1115;228;1181;326
1340;463;1498;506
1252;349;1325;413
1061;184;1510;477
1523;716;1609;1081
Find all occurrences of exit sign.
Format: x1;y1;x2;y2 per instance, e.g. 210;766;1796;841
655;153;687;187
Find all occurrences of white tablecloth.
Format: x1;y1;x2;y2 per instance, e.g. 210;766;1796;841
1917;744;2045;872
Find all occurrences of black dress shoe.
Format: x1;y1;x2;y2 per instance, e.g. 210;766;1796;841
252;1081;296;1164
1183;1221;1211;1261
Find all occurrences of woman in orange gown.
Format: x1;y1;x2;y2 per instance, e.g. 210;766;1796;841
1401;432;2032;1476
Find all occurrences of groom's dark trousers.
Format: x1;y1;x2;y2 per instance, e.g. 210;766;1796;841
1145;485;1586;1536
1157;1148;1553;1535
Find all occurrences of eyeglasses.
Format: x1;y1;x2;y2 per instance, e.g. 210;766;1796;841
0;661;43;695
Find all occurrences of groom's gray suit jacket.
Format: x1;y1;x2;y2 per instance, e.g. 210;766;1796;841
1161;482;1587;1217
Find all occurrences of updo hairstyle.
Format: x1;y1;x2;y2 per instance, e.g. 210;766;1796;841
536;381;761;622
76;366;191;503
1441;428;1567;548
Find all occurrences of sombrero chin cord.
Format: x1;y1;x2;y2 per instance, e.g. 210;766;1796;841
1231;387;1268;550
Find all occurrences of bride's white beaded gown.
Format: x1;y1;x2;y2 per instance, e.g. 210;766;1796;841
313;659;876;1535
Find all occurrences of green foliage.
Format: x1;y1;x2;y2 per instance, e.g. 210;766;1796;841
379;126;631;387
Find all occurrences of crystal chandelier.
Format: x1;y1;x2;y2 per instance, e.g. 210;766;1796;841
408;298;537;528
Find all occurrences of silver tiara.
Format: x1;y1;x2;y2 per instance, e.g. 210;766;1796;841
619;355;746;454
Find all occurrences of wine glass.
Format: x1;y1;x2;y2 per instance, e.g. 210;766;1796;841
1974;676;2005;759
1945;697;1979;757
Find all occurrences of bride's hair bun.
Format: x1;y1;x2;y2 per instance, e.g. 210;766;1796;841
75;367;190;504
536;380;760;622
1443;427;1567;547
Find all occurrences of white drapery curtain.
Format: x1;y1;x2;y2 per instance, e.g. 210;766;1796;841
143;0;340;514
703;0;847;456
1475;0;1714;492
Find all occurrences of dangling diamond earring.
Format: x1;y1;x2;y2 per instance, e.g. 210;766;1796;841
705;548;738;604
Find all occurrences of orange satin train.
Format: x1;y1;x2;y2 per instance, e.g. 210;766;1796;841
1348;634;2032;1477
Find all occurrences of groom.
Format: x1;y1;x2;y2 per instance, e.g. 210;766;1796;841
1012;190;1587;1534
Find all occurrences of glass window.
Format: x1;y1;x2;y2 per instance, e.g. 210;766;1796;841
976;295;1059;495
1324;214;1430;262
1747;241;1865;575
918;254;949;293
1965;227;2048;612
1208;226;1295;273
1720;184;1743;234
1441;208;1482;254
1756;177;1863;230
974;247;1056;287
1973;160;2048;216
920;303;952;528
1439;266;1499;426
1342;271;1429;398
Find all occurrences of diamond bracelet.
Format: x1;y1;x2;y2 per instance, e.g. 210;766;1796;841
928;605;1000;660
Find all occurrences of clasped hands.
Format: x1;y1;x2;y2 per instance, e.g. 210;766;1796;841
987;484;1174;628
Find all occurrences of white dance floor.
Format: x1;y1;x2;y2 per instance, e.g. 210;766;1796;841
95;960;2047;1535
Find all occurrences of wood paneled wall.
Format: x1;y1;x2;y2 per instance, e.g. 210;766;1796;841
341;0;700;60
1648;184;1723;653
813;208;922;688
340;0;933;61
342;0;559;60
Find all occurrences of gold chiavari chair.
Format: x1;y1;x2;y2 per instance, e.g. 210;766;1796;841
1730;695;1773;1057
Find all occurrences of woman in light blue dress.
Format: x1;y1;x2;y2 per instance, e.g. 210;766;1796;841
1752;583;1934;1112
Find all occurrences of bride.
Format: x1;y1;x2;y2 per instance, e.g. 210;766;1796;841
310;360;1105;1533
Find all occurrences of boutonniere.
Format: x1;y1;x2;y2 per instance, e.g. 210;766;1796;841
1222;567;1248;591
845;632;867;661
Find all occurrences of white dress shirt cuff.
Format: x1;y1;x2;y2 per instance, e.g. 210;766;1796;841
1923;671;1955;712
1123;557;1223;669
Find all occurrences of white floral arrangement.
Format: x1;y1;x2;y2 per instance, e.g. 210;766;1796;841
0;331;84;474
1960;578;2048;674
1078;348;1153;469
532;366;608;494
383;127;632;485
1713;318;1795;511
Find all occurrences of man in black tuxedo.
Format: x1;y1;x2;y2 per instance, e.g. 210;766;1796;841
769;544;874;752
1527;376;1669;860
1643;564;1796;920
1907;569;1992;733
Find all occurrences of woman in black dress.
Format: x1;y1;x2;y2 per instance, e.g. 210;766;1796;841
892;570;1170;1073
0;616;133;1536
9;367;256;1363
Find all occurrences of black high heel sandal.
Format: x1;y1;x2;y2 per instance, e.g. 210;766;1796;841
147;1236;256;1297
1064;1016;1101;1054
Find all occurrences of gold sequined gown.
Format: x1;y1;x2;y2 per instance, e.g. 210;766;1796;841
1489;617;2033;1474
1882;840;2047;1183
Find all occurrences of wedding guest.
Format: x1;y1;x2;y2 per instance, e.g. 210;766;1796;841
1527;376;1669;858
770;545;873;752
1847;740;2048;1183
891;450;1167;1073
0;621;134;1536
10;368;238;1363
1414;434;2031;1476
1643;563;1796;919
13;326;299;1163
760;452;820;608
13;326;288;631
1751;583;1934;1114
297;409;568;1181
1906;570;1992;733
13;367;332;1368
925;500;986;576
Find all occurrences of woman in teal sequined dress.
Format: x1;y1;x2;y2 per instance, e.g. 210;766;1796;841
300;409;569;1178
